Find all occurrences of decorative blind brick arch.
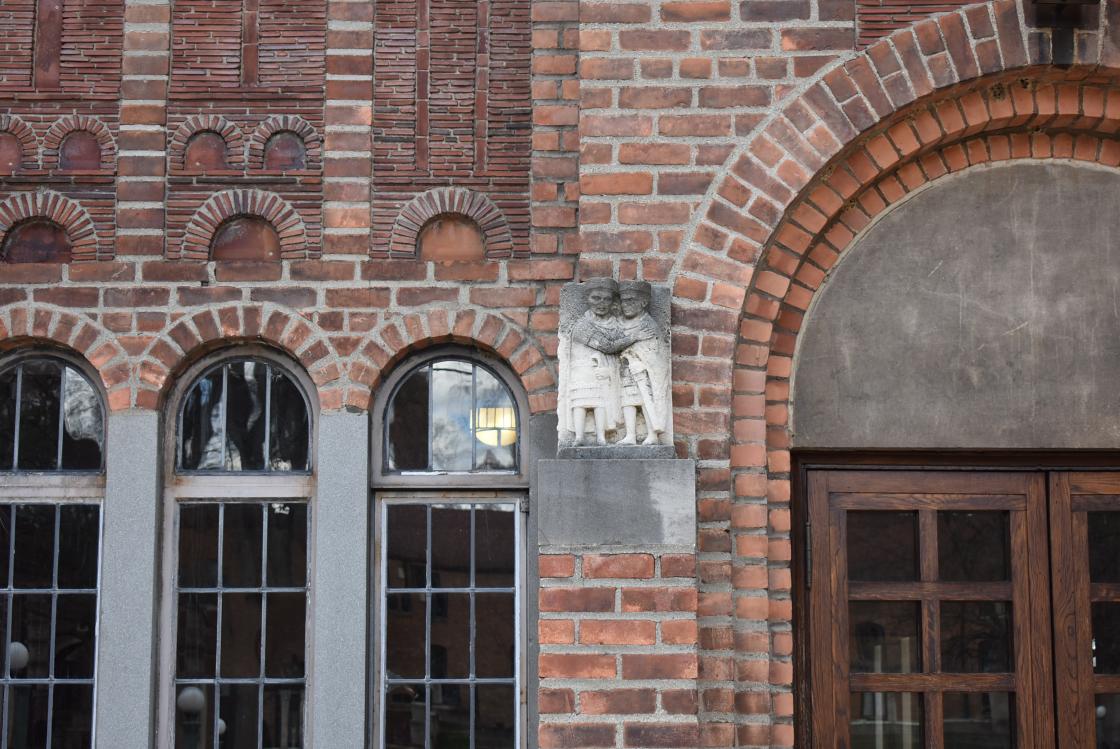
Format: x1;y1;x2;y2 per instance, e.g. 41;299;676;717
0;191;99;261
179;189;307;261
390;187;514;258
41;115;115;171
169;114;245;171
0;115;38;171
247;115;322;171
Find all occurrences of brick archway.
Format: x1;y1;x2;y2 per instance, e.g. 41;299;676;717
0;191;100;261
169;114;245;171
0;115;38;171
247;115;322;171
178;189;307;261
41;115;116;171
390;187;515;259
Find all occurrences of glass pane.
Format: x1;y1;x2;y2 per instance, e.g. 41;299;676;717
218;683;259;748
385;685;425;749
60;366;102;470
9;595;50;678
387;505;427;589
475;506;515;588
224;361;268;471
57;505;98;589
180;505;219;588
1095;694;1120;747
474;368;516;471
13;505;54;589
175;684;215;749
54;593;96;679
387;367;430;471
849;601;921;674
476;593;515;678
431;683;470;749
476;685;516;749
180;369;224;470
265;592;306;678
263;685;304;748
7;684;49;749
269;369;309;471
223;504;263;588
177;592;218;678
387;594;427;679
17;360;60;470
941;601;1013;673
1089;512;1120;583
848;512;918;582
943;692;1014;748
849;692;923;749
432;507;470;588
267;503;307;588
1094;602;1120;673
0;367;17;470
51;684;93;749
0;506;11;586
430;361;473;472
220;592;262;678
938;511;1010;582
430;593;469;679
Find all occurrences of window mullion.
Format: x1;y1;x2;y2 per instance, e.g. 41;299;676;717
214;504;225;747
220;365;229;471
12;365;22;470
55;363;65;470
44;506;61;747
258;503;268;749
263;365;272;472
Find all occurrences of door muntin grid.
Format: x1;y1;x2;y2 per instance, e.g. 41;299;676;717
379;500;522;749
172;500;309;749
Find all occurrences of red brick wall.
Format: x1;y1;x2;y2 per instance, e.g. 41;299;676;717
857;1;973;47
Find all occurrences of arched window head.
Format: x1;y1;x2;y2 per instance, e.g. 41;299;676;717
184;131;229;171
209;216;281;262
0;356;104;471
178;358;310;472
418;214;486;262
58;131;101;170
386;357;518;473
263;131;306;171
0;133;22;175
1;219;72;264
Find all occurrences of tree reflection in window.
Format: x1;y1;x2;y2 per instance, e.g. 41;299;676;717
179;360;310;472
385;358;518;473
0;358;103;472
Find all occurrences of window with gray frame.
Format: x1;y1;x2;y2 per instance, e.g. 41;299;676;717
0;355;105;748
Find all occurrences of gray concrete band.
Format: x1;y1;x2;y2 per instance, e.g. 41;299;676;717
308;411;370;747
95;410;160;748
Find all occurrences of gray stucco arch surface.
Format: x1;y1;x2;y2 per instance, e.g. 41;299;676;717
793;161;1120;449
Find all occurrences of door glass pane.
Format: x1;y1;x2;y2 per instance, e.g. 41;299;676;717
265;592;306;679
57;505;98;589
938;511;1010;581
431;684;470;749
477;685;516;749
222;504;263;588
430;593;470;679
218;683;259;748
386;594;426;679
54;593;96;679
943;692;1014;748
849;601;921;674
1095;694;1120;747
387;505;427;590
1089;512;1120;583
52;684;93;749
7;684;49;749
263;685;304;749
266;502;307;588
476;593;515;678
476;506;515;588
941;601;1013;673
220;592;262;678
1093;602;1120;673
849;692;922;748
432;506;470;588
385;685;426;749
9;595;50;678
179;505;219;588
174;684;215;749
13;505;54;589
848;512;918;582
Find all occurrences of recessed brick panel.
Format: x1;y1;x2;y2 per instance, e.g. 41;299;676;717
857;1;972;47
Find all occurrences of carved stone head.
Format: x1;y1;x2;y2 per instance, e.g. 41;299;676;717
583;277;618;317
619;281;652;319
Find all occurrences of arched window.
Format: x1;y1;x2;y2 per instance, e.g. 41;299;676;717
209;216;282;263
58;131;102;170
374;350;526;749
0;352;105;745
183;131;229;171
162;352;314;747
263;131;306;171
1;219;73;264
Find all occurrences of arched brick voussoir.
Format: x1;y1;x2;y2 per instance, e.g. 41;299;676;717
178;189;308;261
136;303;343;412
390;187;515;259
168;114;245;170
0;115;39;170
0;190;100;261
0;303;130;409
41;115;116;170
247;115;323;171
347;308;556;414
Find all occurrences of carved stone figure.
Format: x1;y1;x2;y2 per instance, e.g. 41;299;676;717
557;277;673;455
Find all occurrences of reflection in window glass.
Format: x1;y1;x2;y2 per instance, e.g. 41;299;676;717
849;692;922;749
178;360;310;473
848;512;918;582
175;502;308;748
382;503;518;749
943;692;1014;748
385;358;518;474
1095;694;1120;746
849;601;921;674
1089;512;1120;584
0;359;103;472
941;601;1013;673
0;504;100;747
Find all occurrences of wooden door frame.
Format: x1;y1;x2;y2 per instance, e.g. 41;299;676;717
791;451;1120;748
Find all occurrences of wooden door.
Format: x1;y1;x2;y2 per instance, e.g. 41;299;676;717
808;470;1054;748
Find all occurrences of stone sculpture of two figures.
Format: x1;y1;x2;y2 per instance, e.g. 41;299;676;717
557;278;672;450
